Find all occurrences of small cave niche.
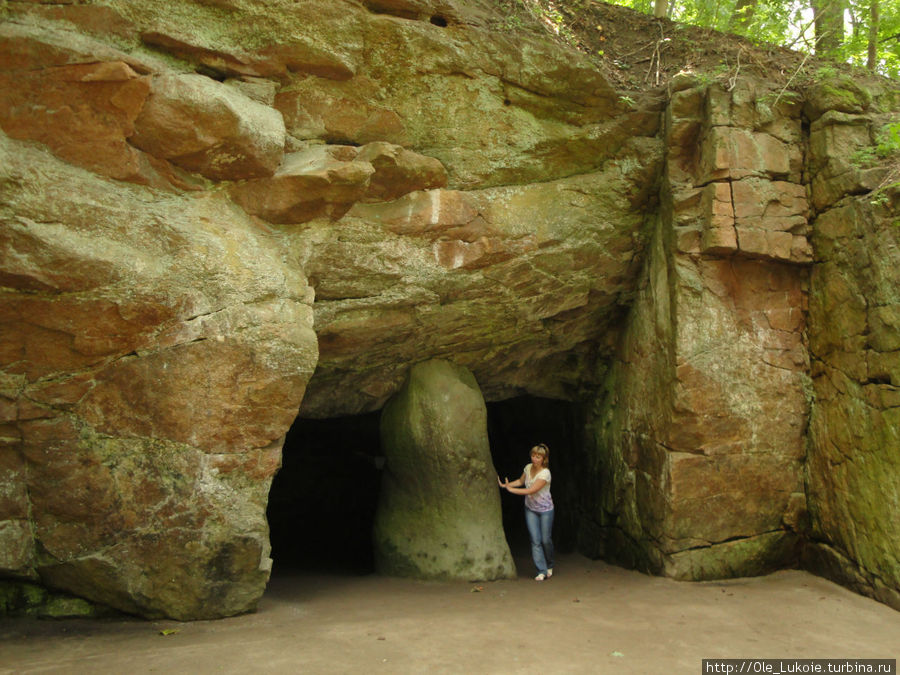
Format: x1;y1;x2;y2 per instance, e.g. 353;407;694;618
487;396;583;559
267;411;383;575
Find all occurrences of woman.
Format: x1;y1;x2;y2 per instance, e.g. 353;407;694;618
499;443;554;581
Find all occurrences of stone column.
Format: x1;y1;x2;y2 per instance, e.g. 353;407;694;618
804;79;900;611
374;359;515;580
583;76;812;579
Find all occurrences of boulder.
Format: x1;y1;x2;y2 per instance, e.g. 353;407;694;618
0;24;173;186
229;142;448;224
374;360;515;581
0;134;318;618
130;73;286;181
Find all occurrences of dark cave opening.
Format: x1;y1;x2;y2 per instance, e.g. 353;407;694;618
266;411;383;575
266;395;583;575
486;396;583;559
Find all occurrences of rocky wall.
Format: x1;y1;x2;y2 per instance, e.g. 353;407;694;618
803;79;900;610
582;76;813;579
0;0;660;618
1;0;899;620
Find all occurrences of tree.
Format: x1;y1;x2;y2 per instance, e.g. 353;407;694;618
812;0;846;56
867;0;879;70
554;0;900;77
729;0;759;32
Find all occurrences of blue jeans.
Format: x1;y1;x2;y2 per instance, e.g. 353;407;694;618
524;507;554;575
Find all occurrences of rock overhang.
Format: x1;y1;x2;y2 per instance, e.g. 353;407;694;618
3;0;898;620
294;140;664;417
0;0;653;618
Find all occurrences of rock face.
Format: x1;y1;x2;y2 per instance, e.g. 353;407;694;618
0;134;318;619
374;360;515;580
0;0;898;618
581;76;812;579
804;88;900;610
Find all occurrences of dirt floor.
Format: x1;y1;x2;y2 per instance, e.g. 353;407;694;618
2;552;898;674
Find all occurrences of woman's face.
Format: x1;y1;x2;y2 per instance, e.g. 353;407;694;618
531;452;544;467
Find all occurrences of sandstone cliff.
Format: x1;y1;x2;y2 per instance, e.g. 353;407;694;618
0;0;897;618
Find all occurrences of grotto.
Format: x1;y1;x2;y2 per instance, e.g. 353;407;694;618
1;0;898;623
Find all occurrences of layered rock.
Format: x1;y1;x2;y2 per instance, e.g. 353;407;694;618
582;76;812;578
0;0;651;617
0;0;898;619
298;140;661;417
0;132;318;619
804;80;900;610
374;359;515;580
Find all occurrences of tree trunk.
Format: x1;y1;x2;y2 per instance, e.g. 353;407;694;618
867;0;879;71
654;0;668;19
729;0;758;32
812;0;845;56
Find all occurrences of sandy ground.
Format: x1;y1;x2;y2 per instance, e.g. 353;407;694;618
2;553;898;674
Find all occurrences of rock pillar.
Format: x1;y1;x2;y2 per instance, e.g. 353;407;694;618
374;359;515;580
803;79;900;610
582;76;812;579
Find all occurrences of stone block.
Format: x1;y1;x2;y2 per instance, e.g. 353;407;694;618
669;86;705;120
700;127;798;183
131;73;286;181
699;182;737;254
732;178;808;231
664;451;801;545
230;142;447;224
735;227;794;262
0;26;168;185
356;141;448;202
275;86;409;146
230;145;374;223
804;76;873;123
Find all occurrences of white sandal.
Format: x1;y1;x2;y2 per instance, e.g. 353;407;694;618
547;568;553;578
534;573;546;581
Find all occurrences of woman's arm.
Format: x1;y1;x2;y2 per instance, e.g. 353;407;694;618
506;478;546;496
498;472;526;488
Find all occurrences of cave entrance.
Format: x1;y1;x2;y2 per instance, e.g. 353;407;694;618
266;411;383;575
486;396;582;560
266;395;583;575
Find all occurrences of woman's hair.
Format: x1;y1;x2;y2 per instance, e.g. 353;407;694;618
530;443;550;468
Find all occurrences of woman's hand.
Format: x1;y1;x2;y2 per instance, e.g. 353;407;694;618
497;475;509;488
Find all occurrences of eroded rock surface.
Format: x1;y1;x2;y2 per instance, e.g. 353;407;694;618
0;0;898;618
804;90;900;610
583;76;812;580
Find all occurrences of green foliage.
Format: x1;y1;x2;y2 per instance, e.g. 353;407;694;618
876;120;900;156
850;121;900;205
842;0;900;77
814;64;840;79
603;0;900;78
851;121;900;167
